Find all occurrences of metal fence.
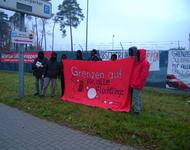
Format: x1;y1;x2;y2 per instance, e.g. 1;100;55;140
0;50;168;88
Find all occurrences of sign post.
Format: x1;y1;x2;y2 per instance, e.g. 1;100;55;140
19;13;25;97
0;0;52;19
0;0;52;97
11;31;34;44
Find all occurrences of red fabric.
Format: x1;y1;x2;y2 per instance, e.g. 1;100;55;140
166;74;190;90
61;58;135;112
130;49;150;90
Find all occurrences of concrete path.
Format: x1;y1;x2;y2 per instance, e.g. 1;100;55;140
0;104;137;150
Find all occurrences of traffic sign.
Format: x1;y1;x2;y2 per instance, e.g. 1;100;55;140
0;0;52;19
0;0;52;97
11;31;34;44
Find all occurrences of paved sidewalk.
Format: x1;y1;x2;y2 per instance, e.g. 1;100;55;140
0;104;137;150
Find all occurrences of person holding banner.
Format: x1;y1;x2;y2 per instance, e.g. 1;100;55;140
88;49;102;61
129;48;150;116
128;46;138;104
111;54;117;61
128;46;137;57
32;51;47;96
42;52;60;97
60;54;67;96
76;50;83;60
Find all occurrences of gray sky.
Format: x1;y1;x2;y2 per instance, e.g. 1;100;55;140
1;0;190;50
49;0;190;51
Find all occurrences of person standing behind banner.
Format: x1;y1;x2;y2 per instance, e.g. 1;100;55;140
76;50;83;60
130;48;150;116
128;46;138;58
128;46;138;104
42;52;60;97
88;49;102;61
60;54;67;96
32;51;47;96
111;53;117;61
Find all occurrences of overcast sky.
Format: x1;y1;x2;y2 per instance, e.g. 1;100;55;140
1;0;190;50
49;0;190;51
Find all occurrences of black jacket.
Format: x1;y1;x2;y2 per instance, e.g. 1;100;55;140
32;57;47;78
88;55;102;61
44;59;60;79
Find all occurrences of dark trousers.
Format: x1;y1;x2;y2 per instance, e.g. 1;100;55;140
60;76;65;96
35;77;44;94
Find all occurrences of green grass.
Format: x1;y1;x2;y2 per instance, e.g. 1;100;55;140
0;71;190;150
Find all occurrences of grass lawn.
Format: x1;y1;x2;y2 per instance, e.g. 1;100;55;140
0;71;190;150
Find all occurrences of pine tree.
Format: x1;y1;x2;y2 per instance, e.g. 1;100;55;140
56;0;84;51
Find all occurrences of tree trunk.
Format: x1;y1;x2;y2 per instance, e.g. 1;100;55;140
13;22;16;51
69;15;73;51
35;17;39;51
40;33;44;49
43;19;47;51
52;21;56;51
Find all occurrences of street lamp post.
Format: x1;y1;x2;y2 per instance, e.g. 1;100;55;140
189;33;190;50
112;34;115;50
52;21;56;51
86;0;89;51
19;13;25;97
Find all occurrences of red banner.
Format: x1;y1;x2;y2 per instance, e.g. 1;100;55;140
0;51;51;64
61;58;135;112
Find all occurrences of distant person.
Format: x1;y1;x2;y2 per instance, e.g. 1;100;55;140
76;50;83;60
88;49;102;61
111;54;117;61
128;46;137;57
129;47;150;116
42;52;60;97
32;51;47;96
60;54;67;96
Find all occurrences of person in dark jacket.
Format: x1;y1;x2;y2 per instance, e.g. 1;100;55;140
111;53;117;61
128;46;138;57
32;51;47;96
60;54;67;96
76;50;83;60
130;48;150;116
42;52;60;97
88;49;102;61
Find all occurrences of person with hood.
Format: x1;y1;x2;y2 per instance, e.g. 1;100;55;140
111;53;117;61
76;50;83;60
88;49;102;61
128;46;137;57
130;48;150;116
42;52;60;97
32;51;47;96
128;46;138;103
